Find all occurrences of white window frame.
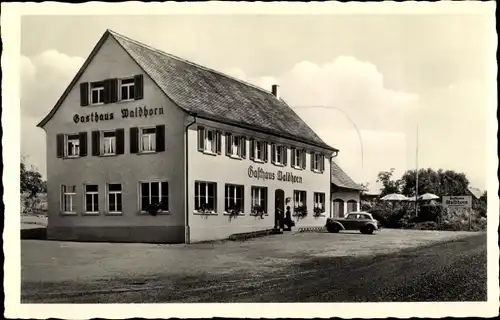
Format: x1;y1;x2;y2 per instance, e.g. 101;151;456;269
314;192;326;212
203;129;217;154
251;186;267;214
140;126;156;153
106;183;122;215
90;81;105;105
254;140;265;162
139;181;169;213
102;130;117;156
194;181;217;213
294;190;307;208
293;149;302;169
84;184;99;214
61;185;76;214
224;184;244;214
119;77;135;102
273;145;284;165
65;134;80;158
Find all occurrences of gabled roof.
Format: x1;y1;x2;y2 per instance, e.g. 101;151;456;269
38;29;336;152
467;187;482;199
330;160;364;191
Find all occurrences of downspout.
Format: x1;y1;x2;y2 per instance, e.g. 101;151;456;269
330;150;339;218
185;113;197;244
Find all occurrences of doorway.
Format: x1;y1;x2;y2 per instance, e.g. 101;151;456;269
275;189;285;227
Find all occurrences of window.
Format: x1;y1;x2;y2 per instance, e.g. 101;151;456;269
198;127;222;155
140;181;169;212
314;192;326;213
225;184;244;213
66;134;80;157
291;148;306;169
294;190;307;208
107;184;122;214
251;186;267;213
90;81;105;105
195;181;217;212
102;131;116;155
120;78;135;101
347;200;358;213
225;133;246;158
85;185;99;213
140;127;156;152
312;152;324;172
61;185;76;213
272;144;286;165
250;139;268;162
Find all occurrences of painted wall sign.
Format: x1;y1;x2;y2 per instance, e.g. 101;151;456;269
441;195;472;208
73;106;164;124
247;165;303;184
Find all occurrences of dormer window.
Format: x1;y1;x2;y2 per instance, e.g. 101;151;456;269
197;126;222;155
120;78;135;101
250;139;268;163
271;144;287;166
90;81;105;105
290;148;306;170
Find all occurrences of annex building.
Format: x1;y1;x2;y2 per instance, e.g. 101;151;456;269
38;30;361;243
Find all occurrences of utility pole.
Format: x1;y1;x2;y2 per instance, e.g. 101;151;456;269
415;124;419;217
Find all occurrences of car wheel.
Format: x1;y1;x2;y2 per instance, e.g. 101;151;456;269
361;225;374;235
327;224;340;233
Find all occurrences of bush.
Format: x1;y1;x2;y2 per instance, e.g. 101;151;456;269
407;221;439;230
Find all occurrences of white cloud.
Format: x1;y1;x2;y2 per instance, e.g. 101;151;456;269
21;50;84;177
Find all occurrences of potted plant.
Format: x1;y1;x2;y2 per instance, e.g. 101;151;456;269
146;202;163;216
227;203;243;221
313;206;325;218
250;205;265;219
197;202;214;216
293;205;308;220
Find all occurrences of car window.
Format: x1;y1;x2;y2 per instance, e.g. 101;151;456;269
361;214;369;219
347;214;356;219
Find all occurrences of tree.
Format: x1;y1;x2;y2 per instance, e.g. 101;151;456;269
376;168;403;197
359;182;369;195
400;168;469;196
21;157;46;214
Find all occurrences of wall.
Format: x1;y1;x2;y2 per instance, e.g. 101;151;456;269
187;118;332;242
331;187;361;218
43;36;187;243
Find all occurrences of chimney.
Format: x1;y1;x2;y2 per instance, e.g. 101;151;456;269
271;84;280;99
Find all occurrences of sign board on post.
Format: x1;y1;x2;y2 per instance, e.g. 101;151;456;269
441;196;472;209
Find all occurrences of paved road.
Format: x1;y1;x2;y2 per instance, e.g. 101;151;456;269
22;233;486;303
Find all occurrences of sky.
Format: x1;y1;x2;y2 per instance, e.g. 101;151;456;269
20;13;495;193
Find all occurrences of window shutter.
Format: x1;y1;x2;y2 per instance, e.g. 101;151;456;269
302;150;307;169
216;131;222;155
311;152;314;171
134;74;144;100
156;125;166;152
225;133;232;156
241;137;247;159
249;139;255;160
103;79;112;104
290;148;296;167
320;154;325;172
271;144;276;164
91;131;100;156
130;127;139;154
197;126;205;152
80;82;89;106
283;146;288;166
263;142;269;162
56;134;64;158
79;132;88;157
116;129;125;155
110;78;118;103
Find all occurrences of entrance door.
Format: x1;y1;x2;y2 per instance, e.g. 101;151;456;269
275;189;285;227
